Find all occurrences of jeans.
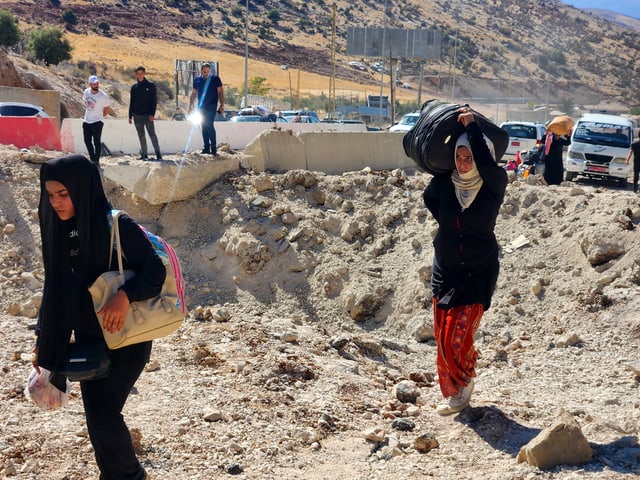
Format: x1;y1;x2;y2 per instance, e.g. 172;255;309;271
132;115;161;158
80;340;152;480
201;109;217;153
82;121;104;164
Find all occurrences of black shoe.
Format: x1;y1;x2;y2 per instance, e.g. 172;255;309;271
201;148;210;154
212;150;217;156
140;155;148;160
156;156;163;161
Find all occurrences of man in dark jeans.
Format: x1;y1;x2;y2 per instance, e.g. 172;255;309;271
626;136;640;193
82;75;111;165
188;63;224;155
128;66;162;161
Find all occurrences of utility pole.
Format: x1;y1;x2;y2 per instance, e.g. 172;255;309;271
378;0;388;128
450;30;458;102
243;0;249;107
328;3;336;118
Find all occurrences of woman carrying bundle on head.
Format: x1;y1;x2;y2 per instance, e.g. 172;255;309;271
422;107;508;415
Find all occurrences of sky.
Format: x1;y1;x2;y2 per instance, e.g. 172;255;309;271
560;0;639;19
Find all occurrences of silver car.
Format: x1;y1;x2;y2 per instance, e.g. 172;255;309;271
0;102;51;117
499;121;546;162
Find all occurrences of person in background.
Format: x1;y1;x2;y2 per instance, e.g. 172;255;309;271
35;154;165;479
82;75;111;165
172;107;186;121
128;66;162;161
626;135;640;193
422;107;508;416
541;131;570;185
188;63;224;155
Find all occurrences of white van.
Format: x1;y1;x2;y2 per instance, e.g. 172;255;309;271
565;113;632;187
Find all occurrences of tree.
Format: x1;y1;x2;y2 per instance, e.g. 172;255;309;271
97;21;111;35
267;8;280;23
61;9;78;27
558;96;575;115
248;77;269;96
0;9;20;48
27;27;72;65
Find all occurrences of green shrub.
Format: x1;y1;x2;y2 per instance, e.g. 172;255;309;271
0;9;20;48
97;21;111;35
61;9;78;26
27;27;72;65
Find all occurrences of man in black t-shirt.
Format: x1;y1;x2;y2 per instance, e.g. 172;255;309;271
128;66;162;161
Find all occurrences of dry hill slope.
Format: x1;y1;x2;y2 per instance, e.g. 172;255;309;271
2;0;639;109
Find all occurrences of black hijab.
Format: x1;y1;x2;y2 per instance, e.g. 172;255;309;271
37;154;111;370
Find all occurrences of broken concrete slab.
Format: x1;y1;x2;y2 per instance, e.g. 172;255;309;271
102;154;241;205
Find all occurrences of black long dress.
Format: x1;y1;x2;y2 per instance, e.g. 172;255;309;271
543;134;571;185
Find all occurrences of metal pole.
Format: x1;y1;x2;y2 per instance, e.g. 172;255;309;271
288;69;293;108
450;30;458;102
244;0;249;106
378;0;387;129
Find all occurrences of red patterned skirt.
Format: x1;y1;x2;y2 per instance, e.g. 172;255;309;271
432;297;484;398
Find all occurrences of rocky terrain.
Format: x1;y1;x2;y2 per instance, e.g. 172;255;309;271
1;145;640;479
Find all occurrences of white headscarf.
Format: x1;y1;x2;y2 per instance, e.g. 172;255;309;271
451;133;484;210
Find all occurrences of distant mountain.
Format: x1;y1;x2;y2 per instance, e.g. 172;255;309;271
585;8;640;30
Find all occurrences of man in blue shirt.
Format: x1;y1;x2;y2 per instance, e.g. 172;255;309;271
188;63;224;155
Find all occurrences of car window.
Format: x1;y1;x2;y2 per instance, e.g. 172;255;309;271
503;124;537;139
400;114;418;126
0;105;38;116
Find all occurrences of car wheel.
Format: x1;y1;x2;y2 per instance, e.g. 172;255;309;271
619;178;628;188
565;171;575;181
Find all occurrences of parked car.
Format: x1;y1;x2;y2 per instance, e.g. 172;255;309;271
389;111;420;132
0;102;50;118
230;115;267;122
284;115;318;124
347;61;367;72
565;113;632;187
499;121;546;163
279;110;319;122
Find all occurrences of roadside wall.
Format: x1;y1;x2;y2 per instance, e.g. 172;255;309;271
59;118;367;155
54;119;418;176
0;117;62;150
243;130;414;174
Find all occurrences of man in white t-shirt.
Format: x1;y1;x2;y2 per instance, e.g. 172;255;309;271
83;75;111;165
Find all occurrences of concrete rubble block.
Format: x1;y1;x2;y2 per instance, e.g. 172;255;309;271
517;411;592;469
103;156;240;205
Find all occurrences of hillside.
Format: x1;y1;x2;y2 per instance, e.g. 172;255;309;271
2;0;639;116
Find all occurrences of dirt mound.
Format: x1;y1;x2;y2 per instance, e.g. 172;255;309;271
2;146;640;479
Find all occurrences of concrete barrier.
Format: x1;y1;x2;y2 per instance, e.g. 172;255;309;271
60;118;367;155
0;117;62;150
243;130;415;174
102;155;240;205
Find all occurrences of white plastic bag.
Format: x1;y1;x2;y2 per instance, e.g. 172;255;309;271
24;367;70;410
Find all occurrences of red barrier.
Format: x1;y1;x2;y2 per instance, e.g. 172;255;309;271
0;117;62;150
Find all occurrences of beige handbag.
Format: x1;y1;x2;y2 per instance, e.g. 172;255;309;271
89;211;186;349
